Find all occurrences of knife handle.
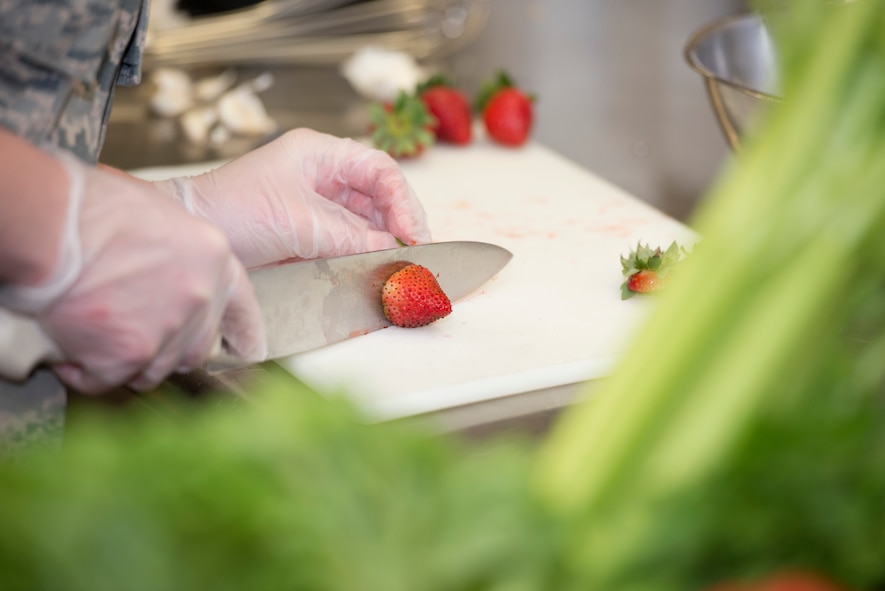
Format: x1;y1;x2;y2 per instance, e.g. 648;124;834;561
0;307;64;381
0;307;249;383
204;336;250;372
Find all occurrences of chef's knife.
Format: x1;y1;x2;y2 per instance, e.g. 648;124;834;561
0;241;512;380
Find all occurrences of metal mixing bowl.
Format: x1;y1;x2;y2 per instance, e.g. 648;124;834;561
684;13;782;151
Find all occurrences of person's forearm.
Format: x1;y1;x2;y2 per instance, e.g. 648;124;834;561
0;128;69;287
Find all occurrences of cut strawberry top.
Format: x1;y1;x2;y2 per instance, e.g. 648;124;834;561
368;91;436;159
620;241;688;299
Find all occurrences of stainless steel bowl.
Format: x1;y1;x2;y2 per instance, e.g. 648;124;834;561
684;13;782;151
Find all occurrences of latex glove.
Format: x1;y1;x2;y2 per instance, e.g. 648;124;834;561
153;128;431;268
0;151;266;393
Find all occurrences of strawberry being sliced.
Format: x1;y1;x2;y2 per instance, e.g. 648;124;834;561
620;241;688;300
368;91;436;159
417;75;473;145
381;264;453;328
475;70;535;147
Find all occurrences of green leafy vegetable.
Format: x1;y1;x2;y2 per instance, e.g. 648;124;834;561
537;1;885;589
0;367;561;591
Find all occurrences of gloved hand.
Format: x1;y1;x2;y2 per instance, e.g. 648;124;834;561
0;151;267;393
152;128;432;268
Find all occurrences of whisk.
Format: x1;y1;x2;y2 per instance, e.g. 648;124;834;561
144;0;491;68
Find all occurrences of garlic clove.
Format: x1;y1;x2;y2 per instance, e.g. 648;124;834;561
340;46;426;103
194;69;237;103
180;106;218;144
216;85;277;136
149;67;195;117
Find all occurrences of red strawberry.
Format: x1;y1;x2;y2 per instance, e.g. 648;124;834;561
418;75;473;145
626;269;664;294
620;241;688;299
476;70;535;146
381;264;452;328
706;571;847;591
368;91;436;159
756;572;847;591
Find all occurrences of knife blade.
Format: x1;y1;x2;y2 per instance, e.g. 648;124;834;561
211;240;512;369
0;241;512;380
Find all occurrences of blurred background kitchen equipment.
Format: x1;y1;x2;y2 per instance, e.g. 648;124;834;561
144;0;490;68
684;12;782;151
103;0;750;223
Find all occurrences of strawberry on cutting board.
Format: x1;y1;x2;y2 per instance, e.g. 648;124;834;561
381;264;453;328
417;75;473;145
368;91;436;159
475;70;535;147
620;241;688;300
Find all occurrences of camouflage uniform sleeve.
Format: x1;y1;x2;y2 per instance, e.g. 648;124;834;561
118;0;149;86
0;0;147;162
0;0;148;454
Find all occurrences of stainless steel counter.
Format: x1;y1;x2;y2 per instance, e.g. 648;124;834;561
103;65;366;170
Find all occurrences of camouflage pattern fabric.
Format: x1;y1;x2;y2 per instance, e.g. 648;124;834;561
0;370;67;457
0;0;149;453
0;0;148;163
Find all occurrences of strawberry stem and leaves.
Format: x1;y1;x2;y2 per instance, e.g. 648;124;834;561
416;73;454;94
474;69;513;112
620;240;688;300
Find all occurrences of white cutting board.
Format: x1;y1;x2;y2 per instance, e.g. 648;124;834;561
131;139;695;421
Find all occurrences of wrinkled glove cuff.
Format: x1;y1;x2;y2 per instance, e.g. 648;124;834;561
0;150;83;313
152;177;198;214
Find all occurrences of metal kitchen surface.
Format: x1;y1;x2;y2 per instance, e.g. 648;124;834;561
103;0;745;222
